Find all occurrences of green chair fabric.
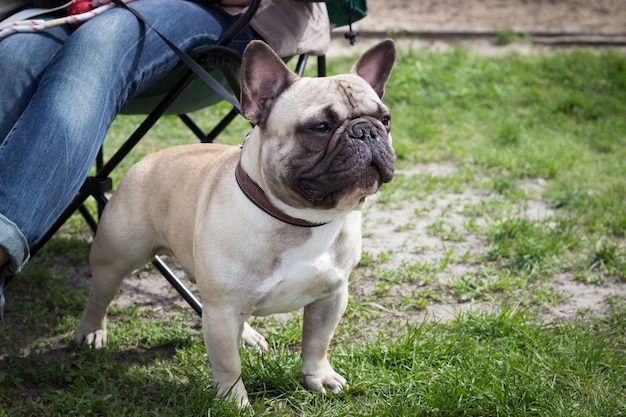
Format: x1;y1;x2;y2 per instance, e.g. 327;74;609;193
121;62;237;115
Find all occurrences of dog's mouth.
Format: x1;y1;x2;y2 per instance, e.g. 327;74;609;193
295;118;395;208
299;163;385;202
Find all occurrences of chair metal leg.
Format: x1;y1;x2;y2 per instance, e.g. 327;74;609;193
295;54;309;77
205;108;240;143
178;113;210;142
152;255;202;316
317;55;327;77
78;205;98;233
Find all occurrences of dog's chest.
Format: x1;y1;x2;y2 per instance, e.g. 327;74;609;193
251;227;356;316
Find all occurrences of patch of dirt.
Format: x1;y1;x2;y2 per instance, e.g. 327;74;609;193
329;0;626;56
358;166;626;323
364;0;626;34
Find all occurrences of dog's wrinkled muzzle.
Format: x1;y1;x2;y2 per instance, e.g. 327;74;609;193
347;118;395;184
296;118;395;207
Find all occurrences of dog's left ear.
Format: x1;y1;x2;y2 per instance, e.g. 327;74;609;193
240;40;299;125
351;39;396;98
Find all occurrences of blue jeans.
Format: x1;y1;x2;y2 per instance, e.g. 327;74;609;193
0;0;255;304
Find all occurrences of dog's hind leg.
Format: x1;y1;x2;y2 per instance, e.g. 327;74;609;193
74;208;156;348
241;322;268;353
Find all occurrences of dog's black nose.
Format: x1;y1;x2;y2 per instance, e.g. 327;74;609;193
348;119;379;142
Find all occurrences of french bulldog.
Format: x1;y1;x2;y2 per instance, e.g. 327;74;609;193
74;39;396;407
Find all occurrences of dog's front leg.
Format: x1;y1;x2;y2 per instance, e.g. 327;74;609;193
201;306;249;407
300;285;349;394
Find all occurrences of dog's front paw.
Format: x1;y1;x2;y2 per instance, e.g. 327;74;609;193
241;322;269;353
302;363;347;394
74;329;107;349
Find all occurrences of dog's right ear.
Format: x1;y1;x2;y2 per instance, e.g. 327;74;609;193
240;40;298;125
351;39;396;99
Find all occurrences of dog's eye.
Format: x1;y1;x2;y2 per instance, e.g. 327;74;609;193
381;115;392;131
310;123;332;134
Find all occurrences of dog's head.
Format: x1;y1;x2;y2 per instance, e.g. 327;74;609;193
240;40;396;220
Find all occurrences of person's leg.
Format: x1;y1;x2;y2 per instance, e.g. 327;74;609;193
0;26;72;139
0;0;254;305
0;24;73;317
0;248;4;316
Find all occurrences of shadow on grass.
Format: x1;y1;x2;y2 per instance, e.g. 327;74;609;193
0;236;245;415
0;342;221;415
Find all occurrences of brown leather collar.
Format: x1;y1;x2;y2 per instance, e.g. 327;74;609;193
235;160;328;228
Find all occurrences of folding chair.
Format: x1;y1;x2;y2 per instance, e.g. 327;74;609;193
27;0;368;317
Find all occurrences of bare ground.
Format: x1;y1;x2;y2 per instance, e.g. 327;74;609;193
359;167;626;323
363;0;626;34
329;0;626;55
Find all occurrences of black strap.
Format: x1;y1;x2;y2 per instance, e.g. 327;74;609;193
112;0;241;112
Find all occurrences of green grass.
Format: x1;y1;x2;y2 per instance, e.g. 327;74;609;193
1;47;626;415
